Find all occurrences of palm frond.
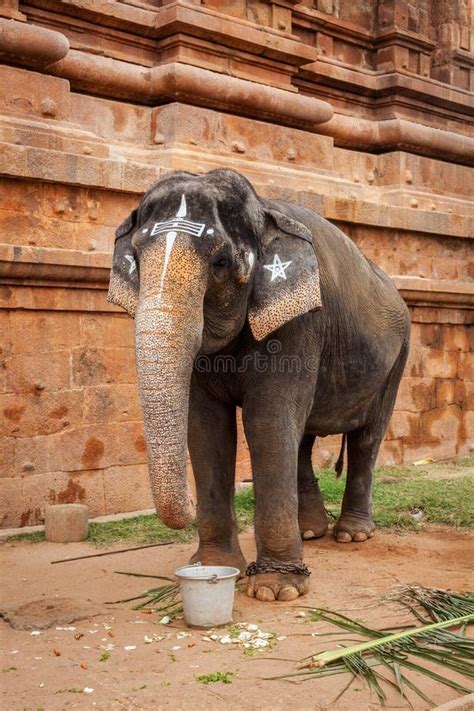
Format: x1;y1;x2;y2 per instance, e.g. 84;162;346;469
105;573;182;618
271;585;473;706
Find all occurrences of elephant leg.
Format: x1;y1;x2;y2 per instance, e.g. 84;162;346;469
243;409;309;602
188;380;246;574
298;434;328;540
334;346;408;543
333;426;378;542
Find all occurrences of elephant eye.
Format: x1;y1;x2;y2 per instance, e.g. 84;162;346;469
211;252;232;282
212;255;229;269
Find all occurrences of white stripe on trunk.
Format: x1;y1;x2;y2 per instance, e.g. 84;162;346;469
157;230;177;299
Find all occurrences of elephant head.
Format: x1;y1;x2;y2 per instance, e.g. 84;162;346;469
108;169;321;529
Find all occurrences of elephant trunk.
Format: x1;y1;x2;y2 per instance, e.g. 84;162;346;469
134;245;205;529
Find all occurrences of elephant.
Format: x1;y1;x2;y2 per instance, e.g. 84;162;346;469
108;168;410;603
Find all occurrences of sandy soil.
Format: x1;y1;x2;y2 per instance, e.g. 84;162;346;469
1;527;473;711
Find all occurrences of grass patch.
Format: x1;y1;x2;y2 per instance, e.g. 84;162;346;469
6;489;255;546
451;454;474;467
7;530;45;544
88;515;195;546
319;467;473;530
196;671;235;685
5;460;473;545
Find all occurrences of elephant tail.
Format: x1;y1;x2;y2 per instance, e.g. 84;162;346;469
335;433;346;478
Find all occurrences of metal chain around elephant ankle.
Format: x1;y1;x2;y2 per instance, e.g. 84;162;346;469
245;561;311;577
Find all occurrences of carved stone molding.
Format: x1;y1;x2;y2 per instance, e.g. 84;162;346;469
0;18;69;67
1;245;472;314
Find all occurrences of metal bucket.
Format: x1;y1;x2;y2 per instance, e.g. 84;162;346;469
174;564;240;628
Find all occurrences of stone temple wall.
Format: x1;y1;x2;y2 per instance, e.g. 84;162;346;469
0;0;472;528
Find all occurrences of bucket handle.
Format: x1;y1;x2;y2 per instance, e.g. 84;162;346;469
181;562;218;583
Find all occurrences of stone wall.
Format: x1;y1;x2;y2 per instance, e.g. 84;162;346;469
0;0;472;528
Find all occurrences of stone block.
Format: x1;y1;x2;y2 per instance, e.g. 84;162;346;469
0;476;24;528
386;410;423;443
46;421;146;473
413;323;443;349
82;383;141;424
0;177;43;214
271;5;290;33
407;347;458;380
0;142;27;179
152;104;334;172
317;0;335;14
44;503;89;542
312;435;342;469
436;379;457;408
334;41;369;69
379;438;403;465
102;464;153;514
377;46;395;72
459;381;474;410
71;346;136;387
235;410;251;481
4;350;71;394
0;436;15;478
70;93;152;145
7;311;80;355
121;160;159;193
395;376;437;412
316;32;333;57
338;1;373;29
431;257;462;280
403;440;457;465
0;65;70;121
13;434;50;477
458;352;474;382
421;404;463;445
72;221;112;252
87;189;137;229
22;470;106;522
442;326;469;353
0;209;77;249
463;410;474;443
424;350;459;379
0;390;83;437
80;314;134;349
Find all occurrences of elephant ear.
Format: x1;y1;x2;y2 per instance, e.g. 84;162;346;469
107;209;139;317
248;209;322;341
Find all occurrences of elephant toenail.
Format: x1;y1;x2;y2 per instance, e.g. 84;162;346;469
353;532;368;542
368;531;375;538
277;585;299;601
255;586;276;602
303;530;316;540
246;585;254;598
336;531;352;542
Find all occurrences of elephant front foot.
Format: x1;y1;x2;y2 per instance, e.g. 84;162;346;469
245;563;310;602
334;512;375;543
298;489;329;540
189;545;247;577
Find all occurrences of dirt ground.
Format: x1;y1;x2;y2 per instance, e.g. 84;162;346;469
1;527;473;711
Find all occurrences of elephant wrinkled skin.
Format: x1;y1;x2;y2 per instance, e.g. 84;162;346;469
108;169;410;602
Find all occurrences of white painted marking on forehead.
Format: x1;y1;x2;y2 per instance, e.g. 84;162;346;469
150;193;205;238
157;231;177;299
247;252;255;269
176;194;187;219
206;228;214;235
